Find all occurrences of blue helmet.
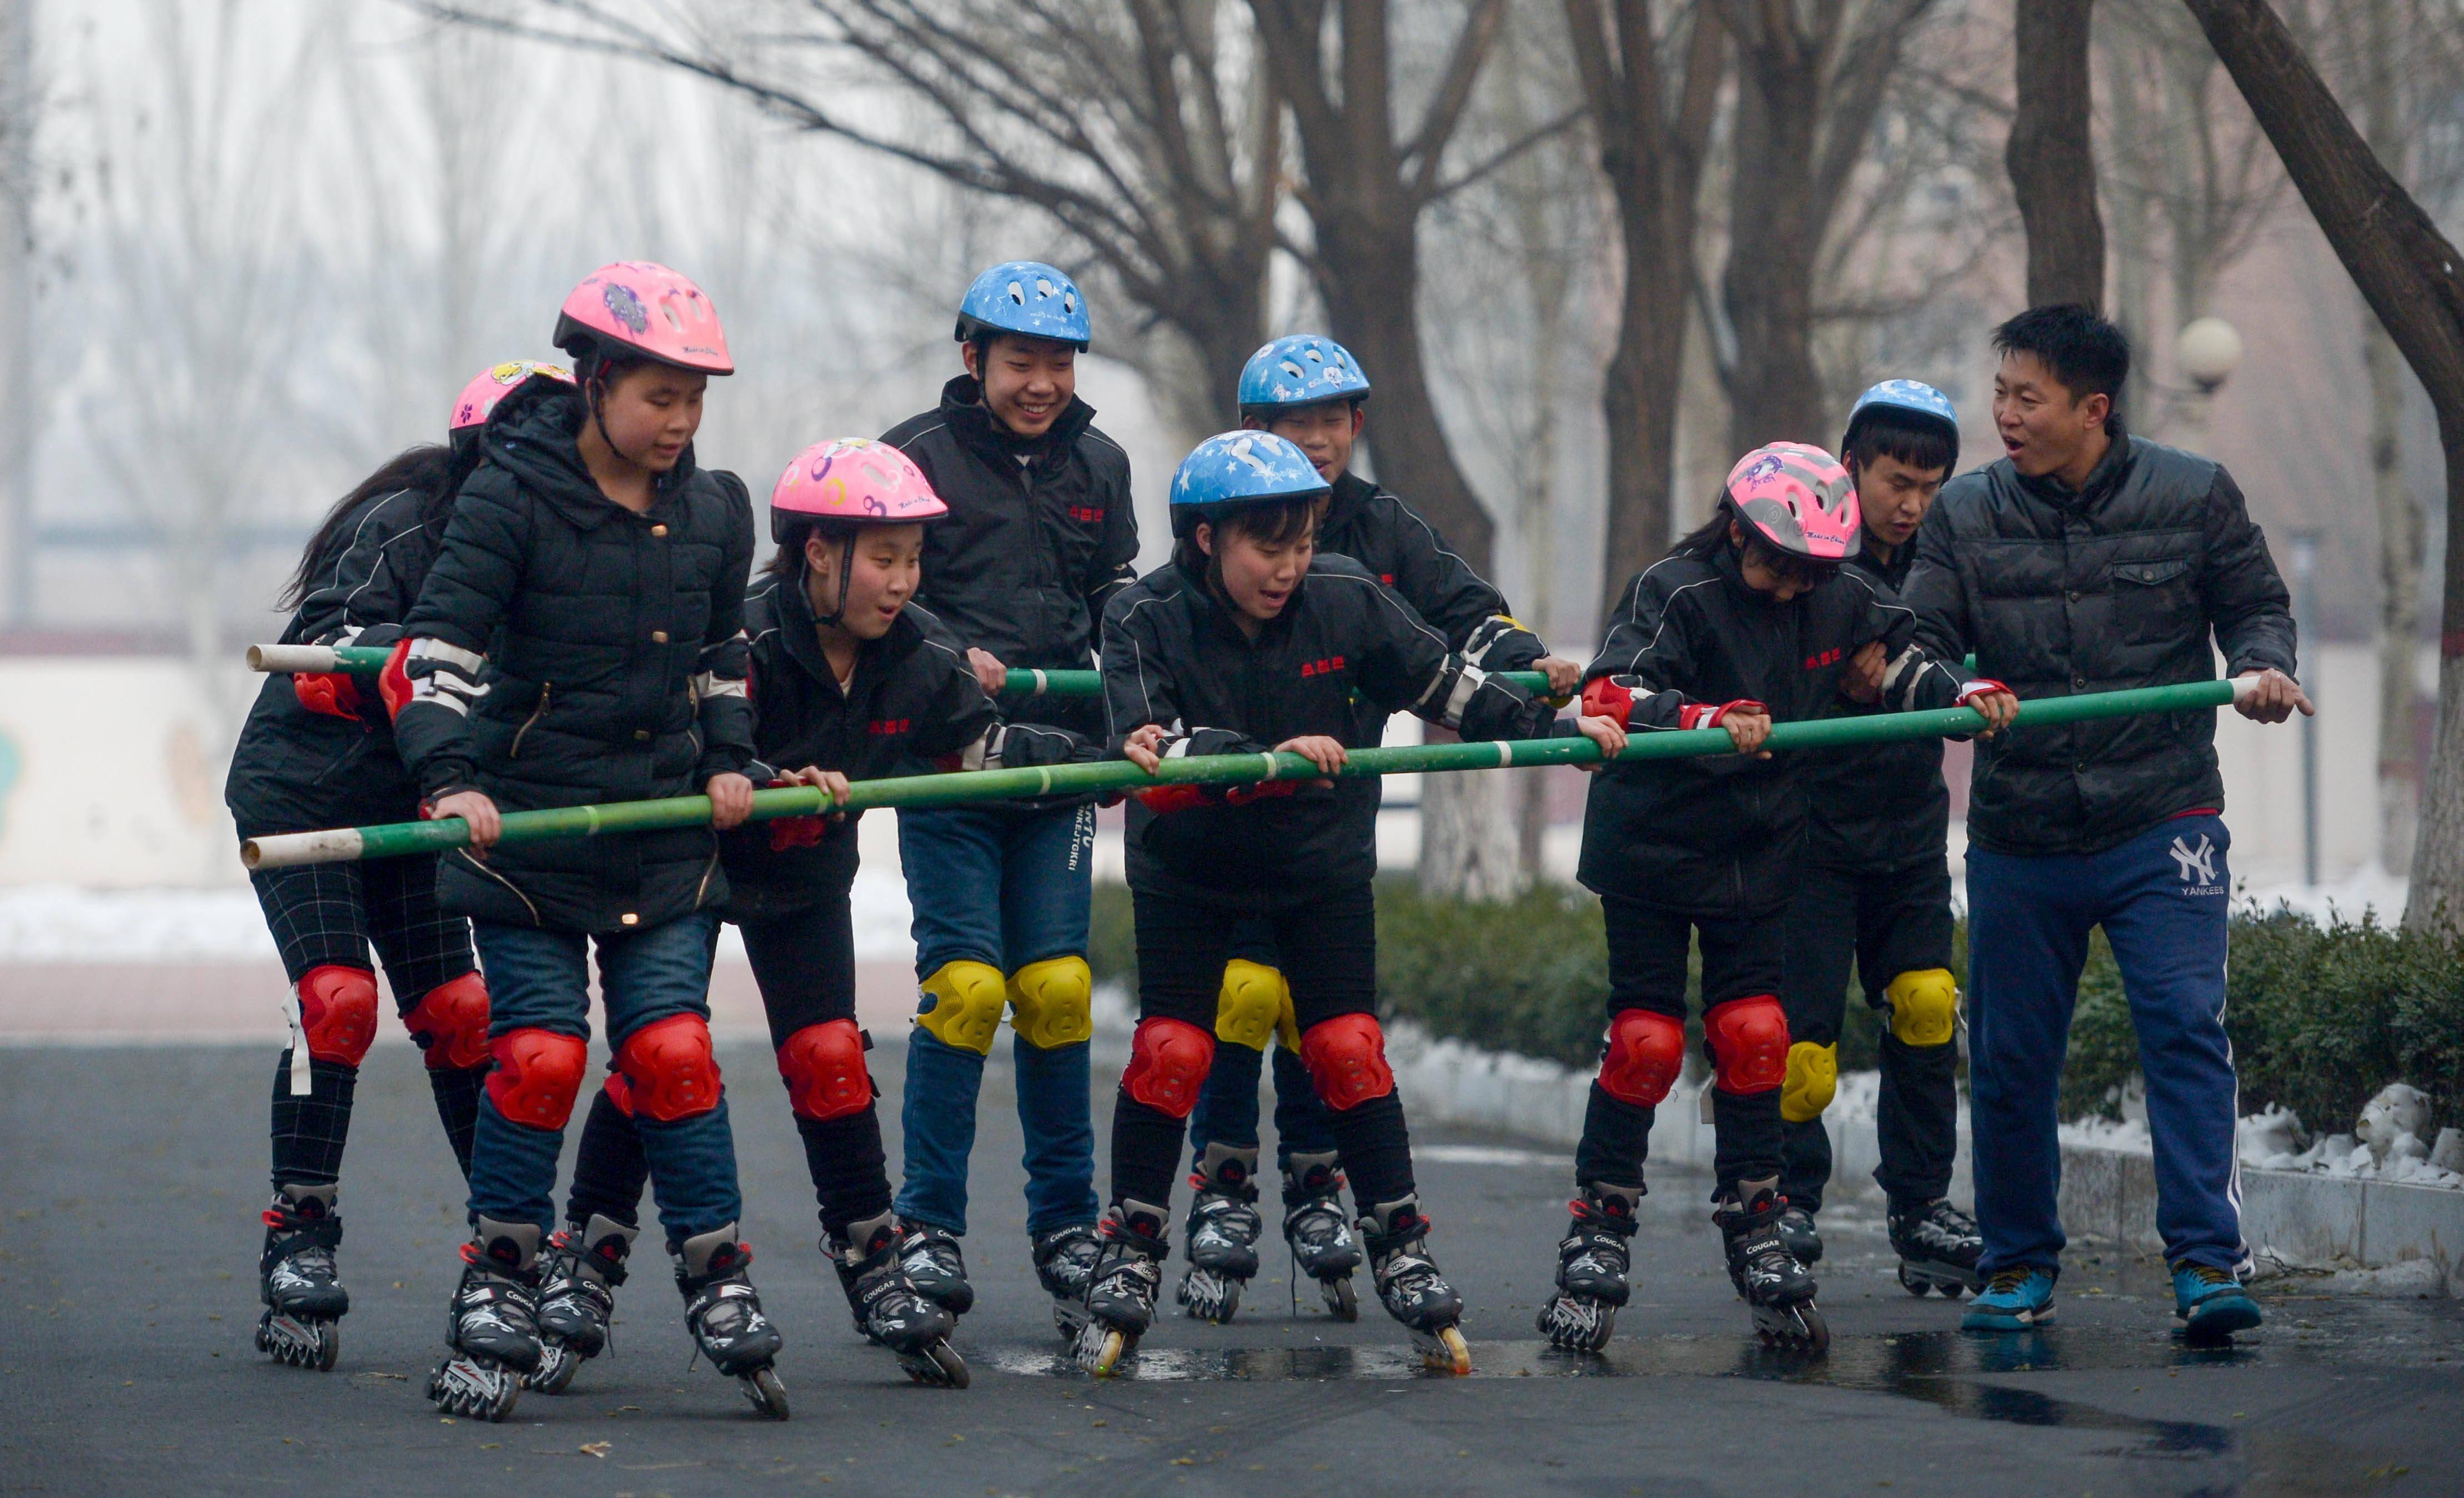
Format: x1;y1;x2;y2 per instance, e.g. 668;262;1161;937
1237;334;1372;412
1168;431;1330;537
1841;378;1959;473
955;260;1091;349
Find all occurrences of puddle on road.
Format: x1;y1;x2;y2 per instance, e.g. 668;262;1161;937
988;1329;2283;1462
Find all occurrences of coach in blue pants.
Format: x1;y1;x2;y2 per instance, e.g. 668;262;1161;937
1904;305;2310;1341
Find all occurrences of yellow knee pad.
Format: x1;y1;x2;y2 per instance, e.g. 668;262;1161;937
915;960;1006;1056
1886;968;1960;1048
1008;956;1093;1050
1213;959;1289;1052
1780;1041;1838;1124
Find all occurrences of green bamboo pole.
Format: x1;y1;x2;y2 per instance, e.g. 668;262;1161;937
247;642;1551;701
241;677;2249;869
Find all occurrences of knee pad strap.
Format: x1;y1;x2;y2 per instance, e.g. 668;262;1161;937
1123;1016;1214;1118
485;1028;588;1129
402;971;490;1071
915;960;1006;1056
1212;959;1288;1052
1599;1008;1684;1106
1008;955;1093;1050
1704;995;1789;1095
1886;968;1960;1048
1780;1040;1839;1123
295;965;379;1068
1299;1013;1395;1111
614;1014;723;1122
777;1019;873;1122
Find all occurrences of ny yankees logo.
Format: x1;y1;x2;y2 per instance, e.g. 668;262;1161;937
2170;834;2218;887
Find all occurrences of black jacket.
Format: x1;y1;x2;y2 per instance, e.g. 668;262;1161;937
1903;429;2296;857
394;383;757;934
1799;539;1951;873
1319;470;1548;740
718;572;1093;921
1102;554;1573;901
225;487;449;839
880;375;1138;740
1577;547;1965;918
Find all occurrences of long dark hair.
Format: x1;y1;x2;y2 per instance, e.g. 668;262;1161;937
277;443;475;610
1672;501;1836;587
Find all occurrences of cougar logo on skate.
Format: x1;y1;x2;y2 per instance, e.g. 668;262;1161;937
2170;833;2222;895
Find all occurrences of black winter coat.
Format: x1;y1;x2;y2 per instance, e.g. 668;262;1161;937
1577;547;1966;919
1902;428;2297;857
718;571;1094;921
225;486;448;838
880;375;1138;741
1799;540;1951;873
1103;554;1573;901
1318;470;1548;741
394;384;756;934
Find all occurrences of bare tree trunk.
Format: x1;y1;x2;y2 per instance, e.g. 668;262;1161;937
1418;750;1526;901
2177;0;2464;931
1722;41;1826;452
2367;316;2426;871
1570;0;1723;620
2010;0;2106;308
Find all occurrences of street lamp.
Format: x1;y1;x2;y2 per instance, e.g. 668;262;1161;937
2177;315;2246;394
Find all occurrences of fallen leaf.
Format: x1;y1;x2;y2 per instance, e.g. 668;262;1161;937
580;1441;612;1458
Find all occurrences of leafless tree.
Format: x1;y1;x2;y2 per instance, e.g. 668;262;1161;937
1711;0;1942;454
2178;0;2464;931
1565;0;1723;619
2008;0;2104;308
404;0;1284;447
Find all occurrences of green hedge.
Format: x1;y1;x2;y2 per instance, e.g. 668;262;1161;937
1089;881;2464;1136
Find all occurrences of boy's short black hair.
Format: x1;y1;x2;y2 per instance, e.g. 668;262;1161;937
1993;303;2130;417
1173;494;1319;572
1241;394;1365;424
1845;407;1956;479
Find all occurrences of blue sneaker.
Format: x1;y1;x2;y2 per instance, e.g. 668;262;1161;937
2172;1261;2261;1342
1961;1266;2057;1331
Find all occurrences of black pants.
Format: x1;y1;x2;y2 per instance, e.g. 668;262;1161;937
249;856;480;1188
1112;881;1414;1220
566;879;894;1241
1575;894;1787;1196
1778;856;1958;1211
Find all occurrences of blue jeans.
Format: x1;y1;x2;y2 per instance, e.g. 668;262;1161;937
469;913;742;1247
1190;1044;1341;1170
1966;814;2244;1275
895;804;1099;1237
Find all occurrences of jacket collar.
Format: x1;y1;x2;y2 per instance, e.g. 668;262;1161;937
2013;417;2135;513
1323;470;1377;537
937;374;1096;472
485;385;698;533
772;558;924;695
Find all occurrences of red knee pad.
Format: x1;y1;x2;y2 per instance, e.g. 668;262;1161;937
1599;1008;1684;1106
295;965;379;1068
600;1070;635;1117
615;1014;724;1122
1299;1013;1396;1111
777;1020;872;1122
1122;1017;1215;1118
485;1028;588;1128
1705;995;1789;1095
402;971;490;1071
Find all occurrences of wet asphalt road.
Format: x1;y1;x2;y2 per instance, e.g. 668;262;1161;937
2;1041;2458;1496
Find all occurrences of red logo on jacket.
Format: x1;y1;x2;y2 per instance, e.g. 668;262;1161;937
1804;647;1843;670
1299;656;1348;679
868;718;911;736
1069;505;1105;524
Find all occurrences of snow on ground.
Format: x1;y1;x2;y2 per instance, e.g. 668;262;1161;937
0;879;920;963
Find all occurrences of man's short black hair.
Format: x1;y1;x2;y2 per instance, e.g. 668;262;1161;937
1994;303;2130;415
1845;408;1956;479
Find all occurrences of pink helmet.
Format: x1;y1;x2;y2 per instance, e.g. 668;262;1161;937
551;261;733;375
449;359;572;433
1723;441;1861;563
769;439;949;543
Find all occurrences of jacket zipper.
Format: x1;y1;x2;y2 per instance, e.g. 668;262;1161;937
509;682;552;759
